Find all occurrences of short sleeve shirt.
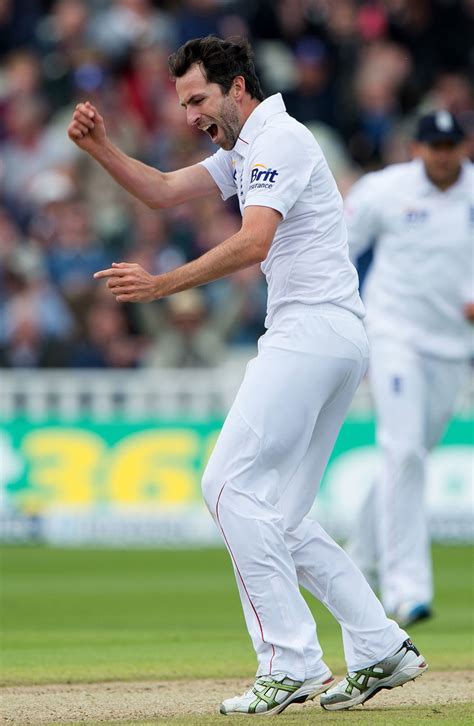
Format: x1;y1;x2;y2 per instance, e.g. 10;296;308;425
200;94;364;326
345;160;474;359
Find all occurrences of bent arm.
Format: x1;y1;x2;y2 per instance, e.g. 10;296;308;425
88;140;219;208
67;101;219;208
155;206;280;296
94;206;281;303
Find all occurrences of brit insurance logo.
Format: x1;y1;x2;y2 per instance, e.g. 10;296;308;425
249;163;279;190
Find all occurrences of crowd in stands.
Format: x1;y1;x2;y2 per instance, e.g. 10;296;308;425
1;0;473;368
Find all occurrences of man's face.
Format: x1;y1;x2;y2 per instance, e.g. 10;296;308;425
176;64;242;150
413;140;465;189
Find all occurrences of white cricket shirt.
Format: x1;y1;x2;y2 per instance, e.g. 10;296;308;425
200;94;364;327
345;159;474;359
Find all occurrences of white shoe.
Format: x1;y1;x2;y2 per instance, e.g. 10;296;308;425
220;671;334;715
320;639;427;711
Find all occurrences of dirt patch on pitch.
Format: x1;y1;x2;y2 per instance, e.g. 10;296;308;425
1;671;472;725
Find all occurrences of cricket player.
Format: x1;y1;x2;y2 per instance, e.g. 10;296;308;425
345;111;473;628
68;36;427;715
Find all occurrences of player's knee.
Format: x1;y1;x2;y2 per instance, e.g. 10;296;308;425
202;471;246;520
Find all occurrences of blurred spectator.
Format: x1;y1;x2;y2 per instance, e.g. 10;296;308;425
68;292;145;367
43;197;112;316
385;0;473;86
175;0;249;45
283;38;336;126
0;0;473;368
306;121;359;195
0;207;74;367
384;0;437;92
0;94;77;214
0;203;42;280
357;2;388;43
209;266;268;345
1;48;43;103
192;196;241;257
26;167;77;252
36;0;92;108
68;71;143;245
0;0;40;55
424;71;474;118
90;0;176;62
249;0;325;48
126;200;187;271
142;287;247;368
121;45;172;136
0;286;71;367
346;41;412;166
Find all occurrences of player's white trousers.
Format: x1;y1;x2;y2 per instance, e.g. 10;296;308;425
349;337;468;613
202;304;406;681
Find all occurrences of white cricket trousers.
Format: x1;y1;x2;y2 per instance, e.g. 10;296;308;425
202;304;406;681
349;337;468;613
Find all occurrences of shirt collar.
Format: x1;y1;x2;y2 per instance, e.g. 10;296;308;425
233;93;286;158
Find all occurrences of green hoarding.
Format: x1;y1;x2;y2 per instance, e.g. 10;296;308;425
0;415;472;543
1;418;222;513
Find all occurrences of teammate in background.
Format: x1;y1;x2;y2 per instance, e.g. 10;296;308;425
68;36;427;715
345;111;473;628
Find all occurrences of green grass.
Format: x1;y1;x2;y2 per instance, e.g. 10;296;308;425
47;703;474;726
0;545;473;686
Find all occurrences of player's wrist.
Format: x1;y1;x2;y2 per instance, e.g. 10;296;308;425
151;274;166;301
87;135;112;162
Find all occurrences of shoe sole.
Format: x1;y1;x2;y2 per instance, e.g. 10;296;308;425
272;675;335;715
220;675;334;716
321;655;428;711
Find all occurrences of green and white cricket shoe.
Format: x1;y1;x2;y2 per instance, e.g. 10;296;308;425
220;672;334;715
320;639;427;711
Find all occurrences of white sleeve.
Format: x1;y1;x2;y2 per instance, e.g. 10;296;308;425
344;173;383;260
199;149;237;201
243;128;315;219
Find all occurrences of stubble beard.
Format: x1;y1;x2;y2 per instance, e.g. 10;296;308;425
217;95;242;150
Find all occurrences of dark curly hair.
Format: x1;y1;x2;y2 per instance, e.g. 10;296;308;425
168;36;264;102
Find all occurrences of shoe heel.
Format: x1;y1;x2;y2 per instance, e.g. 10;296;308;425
391;656;428;687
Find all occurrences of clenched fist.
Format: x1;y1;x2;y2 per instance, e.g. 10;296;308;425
67;101;106;152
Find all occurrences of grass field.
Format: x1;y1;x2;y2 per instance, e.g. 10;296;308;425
1;544;473;684
48;708;474;726
1;544;473;724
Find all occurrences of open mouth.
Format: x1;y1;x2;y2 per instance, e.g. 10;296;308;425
202;122;219;141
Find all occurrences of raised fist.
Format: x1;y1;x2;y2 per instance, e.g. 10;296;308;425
67;101;106;151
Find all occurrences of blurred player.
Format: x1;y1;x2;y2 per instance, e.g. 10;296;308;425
68;36;427;714
345;111;473;627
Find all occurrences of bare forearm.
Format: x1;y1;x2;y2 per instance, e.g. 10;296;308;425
94;230;265;302
93;206;279;304
68;101;210;208
154;231;264;298
88;138;168;208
